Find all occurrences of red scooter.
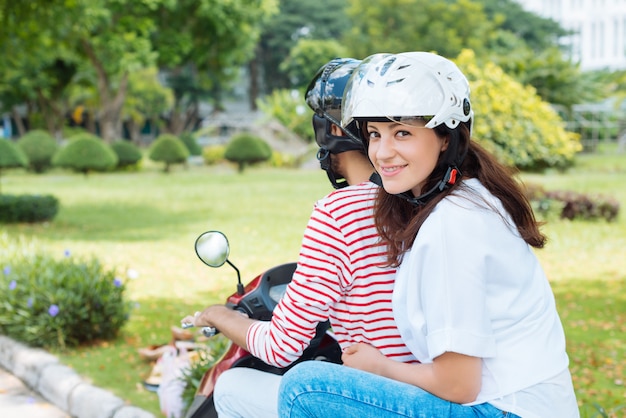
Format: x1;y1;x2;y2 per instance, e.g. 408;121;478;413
182;231;342;418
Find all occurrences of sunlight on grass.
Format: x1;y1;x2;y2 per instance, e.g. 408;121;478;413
2;148;625;415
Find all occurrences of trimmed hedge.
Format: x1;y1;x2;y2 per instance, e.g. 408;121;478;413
148;134;189;172
224;133;272;173
111;140;143;169
16;130;59;173
0;194;59;223
52;133;118;174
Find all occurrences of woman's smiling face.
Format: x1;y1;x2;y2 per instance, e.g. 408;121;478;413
366;118;448;196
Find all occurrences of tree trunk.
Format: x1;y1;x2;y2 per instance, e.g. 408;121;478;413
81;38;128;143
36;94;64;139
11;107;25;137
248;49;260;111
168;101;199;135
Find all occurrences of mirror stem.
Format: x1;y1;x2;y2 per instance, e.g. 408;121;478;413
226;259;244;295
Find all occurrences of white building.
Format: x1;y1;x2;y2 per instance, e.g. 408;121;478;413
517;0;626;71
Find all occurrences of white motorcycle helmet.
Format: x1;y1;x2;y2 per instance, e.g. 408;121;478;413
342;51;473;206
342;51;472;132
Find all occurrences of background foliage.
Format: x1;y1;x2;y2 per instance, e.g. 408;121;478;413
456;49;581;169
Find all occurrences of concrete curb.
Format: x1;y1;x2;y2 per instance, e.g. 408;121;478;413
0;335;155;418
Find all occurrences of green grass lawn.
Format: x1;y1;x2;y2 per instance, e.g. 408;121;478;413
1;148;625;416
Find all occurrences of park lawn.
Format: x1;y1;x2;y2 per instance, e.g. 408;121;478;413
1;148;625;416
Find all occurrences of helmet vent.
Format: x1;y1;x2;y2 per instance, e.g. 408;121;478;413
378;57;396;75
386;78;405;86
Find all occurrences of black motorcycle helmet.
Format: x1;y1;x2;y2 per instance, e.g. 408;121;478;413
305;58;364;189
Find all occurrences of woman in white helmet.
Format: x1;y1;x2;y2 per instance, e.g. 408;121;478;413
277;52;579;418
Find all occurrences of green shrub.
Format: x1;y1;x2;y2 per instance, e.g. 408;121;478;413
0;194;59;223
180;132;202;156
16;130;59;173
525;183;620;222
201;145;226;165
224;133;272;173
62;126;88;139
148;134;189;173
256;89;313;142
52;133;118;175
456;49;581;170
266;151;299;168
111;140;143;169
546;190;620;222
0;234;132;349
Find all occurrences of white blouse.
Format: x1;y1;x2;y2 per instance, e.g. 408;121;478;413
392;178;579;418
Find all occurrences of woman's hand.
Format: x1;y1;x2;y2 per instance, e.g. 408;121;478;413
342;343;389;375
344;344;481;404
181;305;222;328
181;305;254;350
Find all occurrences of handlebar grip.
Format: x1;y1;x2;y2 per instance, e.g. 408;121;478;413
201;327;217;337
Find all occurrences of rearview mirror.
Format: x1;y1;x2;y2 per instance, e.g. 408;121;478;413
194;231;230;267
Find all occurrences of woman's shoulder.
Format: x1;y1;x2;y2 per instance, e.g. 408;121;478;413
437;178;486;210
317;181;378;208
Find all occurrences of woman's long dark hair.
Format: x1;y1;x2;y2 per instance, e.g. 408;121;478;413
373;121;546;267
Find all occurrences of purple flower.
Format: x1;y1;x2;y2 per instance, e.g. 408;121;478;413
27;297;33;308
64;249;71;257
8;280;16;290
3;266;10;275
113;278;122;288
48;304;60;317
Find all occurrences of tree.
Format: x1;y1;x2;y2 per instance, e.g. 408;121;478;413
343;0;495;58
280;39;348;89
480;0;570;52
0;1;158;142
477;0;607;109
0;6;80;137
254;0;349;95
122;67;174;144
152;0;278;130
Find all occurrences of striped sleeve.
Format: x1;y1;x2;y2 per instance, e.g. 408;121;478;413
246;198;346;367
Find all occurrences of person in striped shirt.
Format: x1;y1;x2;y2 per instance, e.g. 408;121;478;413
182;58;416;418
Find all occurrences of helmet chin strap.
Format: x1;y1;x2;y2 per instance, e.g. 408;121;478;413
370;166;461;206
317;148;349;189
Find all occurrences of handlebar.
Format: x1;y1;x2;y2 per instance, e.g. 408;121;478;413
181;321;217;337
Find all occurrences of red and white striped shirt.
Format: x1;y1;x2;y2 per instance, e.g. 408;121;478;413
246;182;417;367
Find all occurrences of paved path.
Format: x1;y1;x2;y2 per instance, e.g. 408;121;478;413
0;335;155;418
0;366;69;418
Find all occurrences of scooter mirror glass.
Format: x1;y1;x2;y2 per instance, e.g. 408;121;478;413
195;231;230;267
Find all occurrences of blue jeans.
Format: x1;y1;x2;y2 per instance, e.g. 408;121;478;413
278;361;520;418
